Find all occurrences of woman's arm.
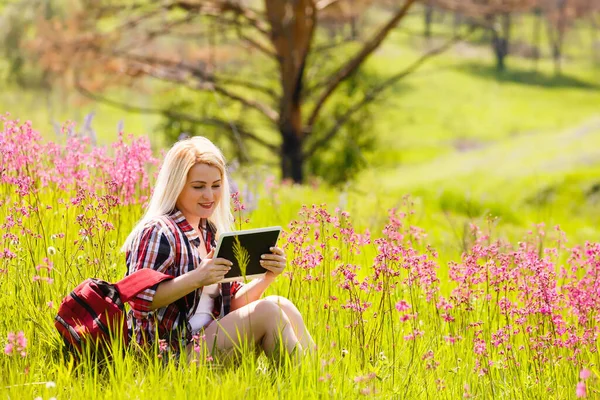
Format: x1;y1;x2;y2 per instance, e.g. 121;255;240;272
150;273;202;310
150;249;233;310
229;246;287;311
230;274;276;311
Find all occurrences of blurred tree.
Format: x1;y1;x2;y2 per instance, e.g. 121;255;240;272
28;0;463;183
0;0;56;88
540;0;590;75
433;0;537;71
423;0;435;38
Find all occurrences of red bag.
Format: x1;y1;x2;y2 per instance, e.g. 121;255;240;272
54;269;174;356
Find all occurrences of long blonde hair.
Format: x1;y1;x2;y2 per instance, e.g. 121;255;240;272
121;136;234;252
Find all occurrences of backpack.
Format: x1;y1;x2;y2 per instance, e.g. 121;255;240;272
54;268;175;357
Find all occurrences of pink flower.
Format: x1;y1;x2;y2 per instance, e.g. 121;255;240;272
158;339;168;352
580;368;591;380
47;301;54;308
395;300;411;312
576;381;586;398
4;343;13;355
16;332;26;348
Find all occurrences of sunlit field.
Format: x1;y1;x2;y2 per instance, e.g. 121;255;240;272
1;115;599;399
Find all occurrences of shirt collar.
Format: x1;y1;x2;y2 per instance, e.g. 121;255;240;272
169;209;203;246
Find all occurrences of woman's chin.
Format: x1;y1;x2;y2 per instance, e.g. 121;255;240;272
197;208;214;218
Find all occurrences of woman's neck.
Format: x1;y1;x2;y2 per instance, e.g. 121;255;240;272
178;211;201;235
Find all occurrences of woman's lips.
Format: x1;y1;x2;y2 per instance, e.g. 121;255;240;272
199;202;214;209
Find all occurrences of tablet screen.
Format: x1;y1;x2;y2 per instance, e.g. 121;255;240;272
214;226;282;282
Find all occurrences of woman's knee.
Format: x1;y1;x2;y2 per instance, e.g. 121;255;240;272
264;295;297;310
263;296;304;320
252;298;288;325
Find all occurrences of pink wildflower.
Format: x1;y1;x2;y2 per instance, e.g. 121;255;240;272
580;368;591;380
395;300;411;312
16;332;26;348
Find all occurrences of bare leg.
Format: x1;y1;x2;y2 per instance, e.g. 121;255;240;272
263;295;316;352
188;299;302;364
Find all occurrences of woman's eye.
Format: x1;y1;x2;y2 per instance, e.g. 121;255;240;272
193;186;204;190
212;185;221;189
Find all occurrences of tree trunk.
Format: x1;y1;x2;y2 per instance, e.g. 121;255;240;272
532;9;542;71
546;17;564;76
491;13;511;72
424;3;433;38
592;16;599;63
552;1;567;76
265;0;314;183
350;16;359;40
280;122;304;183
552;43;562;75
453;10;462;36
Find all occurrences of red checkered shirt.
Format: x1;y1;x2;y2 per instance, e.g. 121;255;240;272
125;209;242;347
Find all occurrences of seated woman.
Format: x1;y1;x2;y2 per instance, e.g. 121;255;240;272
121;136;314;363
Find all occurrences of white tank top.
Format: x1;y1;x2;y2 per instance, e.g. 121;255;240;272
189;283;220;333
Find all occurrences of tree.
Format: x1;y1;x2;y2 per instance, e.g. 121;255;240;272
30;0;461;183
0;0;57;88
433;0;536;71
540;0;589;75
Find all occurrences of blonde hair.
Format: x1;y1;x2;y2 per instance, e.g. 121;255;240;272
121;136;234;252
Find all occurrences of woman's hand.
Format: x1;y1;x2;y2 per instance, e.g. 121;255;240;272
193;249;232;287
260;247;286;279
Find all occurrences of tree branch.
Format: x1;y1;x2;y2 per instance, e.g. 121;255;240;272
237;30;278;58
217;76;279;100
304;32;468;159
305;0;418;130
73;78;279;154
316;0;344;11
104;51;280;121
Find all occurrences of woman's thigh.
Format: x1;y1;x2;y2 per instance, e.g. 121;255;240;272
193;299;284;356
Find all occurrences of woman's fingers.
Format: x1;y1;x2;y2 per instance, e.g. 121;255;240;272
260;263;281;272
270;246;284;256
213;257;233;266
261;254;285;262
260;259;283;267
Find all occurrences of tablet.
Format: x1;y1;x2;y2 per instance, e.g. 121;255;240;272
214;226;282;282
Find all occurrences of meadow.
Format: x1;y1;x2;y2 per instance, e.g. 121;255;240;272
1;117;599;399
2;10;600;399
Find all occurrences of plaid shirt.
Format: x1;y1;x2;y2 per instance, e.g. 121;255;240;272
125;209;242;347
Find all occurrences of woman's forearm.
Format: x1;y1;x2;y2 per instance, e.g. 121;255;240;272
149;273;198;310
230;274;276;311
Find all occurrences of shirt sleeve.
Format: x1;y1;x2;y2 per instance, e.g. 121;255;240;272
126;223;174;319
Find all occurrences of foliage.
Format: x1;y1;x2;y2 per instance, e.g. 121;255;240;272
305;68;378;186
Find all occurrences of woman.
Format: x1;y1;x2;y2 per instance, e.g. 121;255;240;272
121;136;314;363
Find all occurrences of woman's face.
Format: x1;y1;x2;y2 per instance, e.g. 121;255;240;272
176;163;222;222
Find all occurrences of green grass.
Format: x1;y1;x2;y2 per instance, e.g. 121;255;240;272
0;175;598;399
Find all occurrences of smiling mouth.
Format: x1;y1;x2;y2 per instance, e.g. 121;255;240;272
199;202;214;209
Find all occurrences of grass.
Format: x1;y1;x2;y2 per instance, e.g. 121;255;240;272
1;169;598;399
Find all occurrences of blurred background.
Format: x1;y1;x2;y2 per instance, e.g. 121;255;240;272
1;0;600;252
